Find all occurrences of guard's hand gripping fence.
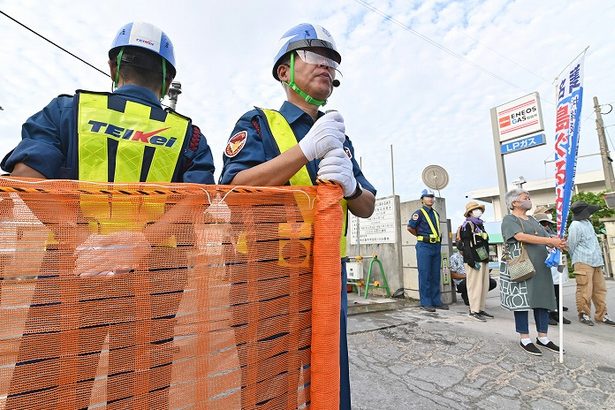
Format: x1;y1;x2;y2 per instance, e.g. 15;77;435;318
0;178;342;409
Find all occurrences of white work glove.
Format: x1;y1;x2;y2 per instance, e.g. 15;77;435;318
73;232;151;277
299;111;346;161
317;148;357;197
205;194;231;223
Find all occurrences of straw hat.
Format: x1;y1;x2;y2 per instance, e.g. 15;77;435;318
464;201;485;217
533;213;555;224
534;205;555;214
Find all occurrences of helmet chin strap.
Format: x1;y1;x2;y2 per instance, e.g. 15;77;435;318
285;53;327;107
113;47;124;90
161;59;167;101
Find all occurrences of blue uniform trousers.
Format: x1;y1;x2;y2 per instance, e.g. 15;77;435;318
416;242;442;307
340;262;351;409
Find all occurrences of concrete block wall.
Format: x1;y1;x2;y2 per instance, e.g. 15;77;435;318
348;196;455;303
347;196;404;294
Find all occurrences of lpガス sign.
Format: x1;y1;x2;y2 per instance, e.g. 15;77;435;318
495;92;544;142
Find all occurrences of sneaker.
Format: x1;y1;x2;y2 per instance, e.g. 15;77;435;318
435;305;449;310
420;306;436;312
579;313;594;326
563;316;571;325
536;339;564;354
478;310;494;319
469;312;486;322
601;315;615;326
520;341;542;356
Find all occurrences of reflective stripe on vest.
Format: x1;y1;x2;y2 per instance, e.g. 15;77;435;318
76;91;189;183
75;91;189;236
419;207;440;242
259;108;348;257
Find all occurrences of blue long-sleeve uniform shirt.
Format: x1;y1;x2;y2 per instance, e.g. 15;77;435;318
407;206;440;237
1;85;215;184
218;101;376;196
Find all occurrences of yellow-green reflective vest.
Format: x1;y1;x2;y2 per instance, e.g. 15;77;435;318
258;107;348;257
417;207;440;243
76;91;190;234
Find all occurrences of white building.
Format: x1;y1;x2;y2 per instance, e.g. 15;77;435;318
467;169;606;221
466;169;608;269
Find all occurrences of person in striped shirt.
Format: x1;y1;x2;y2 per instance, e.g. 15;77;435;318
568;201;615;326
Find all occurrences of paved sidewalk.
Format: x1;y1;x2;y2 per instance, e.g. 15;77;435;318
348;280;615;409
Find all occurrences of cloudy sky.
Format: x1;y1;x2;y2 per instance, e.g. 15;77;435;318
1;0;614;227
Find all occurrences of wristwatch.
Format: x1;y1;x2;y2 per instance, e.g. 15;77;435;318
344;183;363;200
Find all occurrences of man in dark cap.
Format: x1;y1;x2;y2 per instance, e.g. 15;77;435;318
568;201;615;326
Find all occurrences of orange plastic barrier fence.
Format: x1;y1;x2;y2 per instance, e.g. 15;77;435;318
0;178;342;410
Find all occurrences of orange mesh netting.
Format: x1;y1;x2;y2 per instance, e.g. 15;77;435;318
0;178;342;410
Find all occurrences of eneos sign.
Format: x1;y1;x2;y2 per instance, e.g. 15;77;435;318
495;92;544;142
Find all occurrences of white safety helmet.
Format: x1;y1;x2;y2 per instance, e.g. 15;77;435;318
109;22;176;93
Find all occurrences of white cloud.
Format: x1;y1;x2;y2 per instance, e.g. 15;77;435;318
1;0;614;229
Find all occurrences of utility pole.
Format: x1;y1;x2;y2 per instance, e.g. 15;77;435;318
390;144;395;195
167;81;182;111
594;96;615;191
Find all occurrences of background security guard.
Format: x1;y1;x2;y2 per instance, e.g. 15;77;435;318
219;23;376;410
1;22;215;408
407;189;448;312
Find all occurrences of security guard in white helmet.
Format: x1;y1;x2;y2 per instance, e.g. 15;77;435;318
219;22;376;410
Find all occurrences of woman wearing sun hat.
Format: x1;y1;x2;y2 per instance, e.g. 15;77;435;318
459;201;493;321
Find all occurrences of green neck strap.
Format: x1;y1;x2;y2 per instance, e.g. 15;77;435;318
287;53;327;107
114;47;124;88
161;59;167;100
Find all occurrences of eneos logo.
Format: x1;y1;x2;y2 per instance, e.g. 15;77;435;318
498;115;511;128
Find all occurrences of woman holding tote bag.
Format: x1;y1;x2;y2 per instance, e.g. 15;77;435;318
460;201;493;322
501;189;566;356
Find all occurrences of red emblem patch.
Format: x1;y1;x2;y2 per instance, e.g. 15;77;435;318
225;131;248;158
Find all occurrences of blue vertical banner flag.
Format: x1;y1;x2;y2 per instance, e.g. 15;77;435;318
546;51;586;268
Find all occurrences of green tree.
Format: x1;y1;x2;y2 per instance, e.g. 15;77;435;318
568;191;614;234
549;191;614;234
550;191;613;275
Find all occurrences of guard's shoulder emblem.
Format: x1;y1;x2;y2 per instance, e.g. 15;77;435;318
344;146;352;159
411;213;419;221
224;130;248;158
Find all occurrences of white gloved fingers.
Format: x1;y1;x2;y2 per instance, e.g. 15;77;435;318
317;164;339;178
310;137;343;161
317;171;342;184
318;171;357;197
299;112;346;160
318;155;349;171
317;154;357;196
315;111;345;134
322;147;347;160
317;156;353;180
